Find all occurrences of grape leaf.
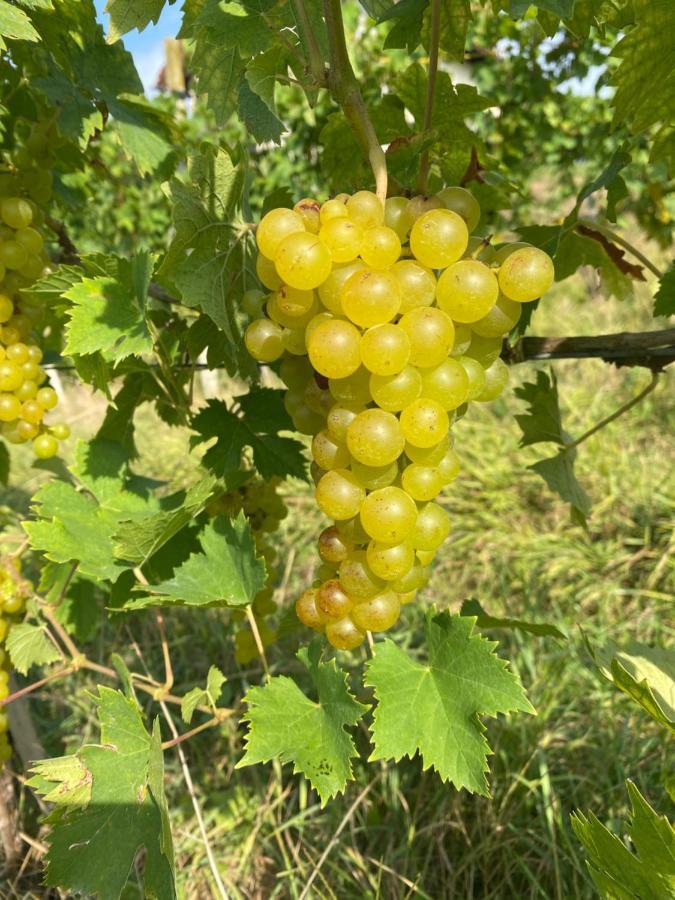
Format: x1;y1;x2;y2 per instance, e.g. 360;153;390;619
242;45;286;142
366;611;534;795
54;578;101;643
514;371;565;446
381;0;426;52
460;599;566;640
0;442;8;486
104;0;168;42
572;781;675;900
238;642;367;804
190;392;307;481
33;63;104;148
6;623;62;675
433;0;471;63
28;688;176;900
654;264;675;318
575;148;632;214
530;452;592;525
181;666;226;724
0;0;39;47
135;513;266;609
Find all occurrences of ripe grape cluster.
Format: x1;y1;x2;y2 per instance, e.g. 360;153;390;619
244;187;554;650
207;476;289;663
0;559;28;769
0;125;70;459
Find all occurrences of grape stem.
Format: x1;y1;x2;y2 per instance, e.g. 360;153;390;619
417;0;441;195
576;216;664;279
323;0;388;201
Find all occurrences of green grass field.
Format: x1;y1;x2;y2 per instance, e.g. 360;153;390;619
2;265;673;899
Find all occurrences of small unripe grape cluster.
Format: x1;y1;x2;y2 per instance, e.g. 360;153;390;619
244;187;555;650
0;559;29;768
207;476;289;664
0;130;70;459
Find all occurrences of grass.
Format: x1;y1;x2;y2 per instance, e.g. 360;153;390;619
1;266;673;899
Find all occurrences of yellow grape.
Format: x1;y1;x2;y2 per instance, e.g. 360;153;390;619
17;420;38;440
0;394;20;421
325;617;365;650
1;197;32;229
242;288;266;319
320;197;349;224
401;463;444;501
256;253;283;290
498;247;555;302
275;232;332;289
360;486;417;543
403;195;443;231
465;332;502;367
463;235;496;263
328;366;372;406
346;190;384;229
318;259;365;314
409;208;468;269
303;379;333;415
415;549;435;566
0;361;22;391
267;292;318;329
319;217;364;263
274;285;315;318
317;579;354;621
245;318;284;363
437;186;481;232
392;260;437;313
326;401;364;442
293;198;321;233
340;268;401;328
472;294;521;337
350;458;399;490
475;357;509;402
391;560;430;593
33;433;58;459
458;356;486;400
350;590;401;631
318;526;353;563
21;400;44;424
307;318;362;379
492;241;530;264
404;434;449;465
347;408;405;467
296;588;324;628
398;307;454;368
304;312;334;343
50;423;71;441
366;540;416;581
256;207;305;259
436;260;499;323
420;358;469;410
384;196;410;240
360;324;410;376
339;550;385;598
0;294;13;323
312;430;351;470
0;241;28;270
15;226;43;255
282;327;307;355
36;386;58;410
360;225;401;269
400;398;449;448
398;589;417;605
315;469;366;520
369;365;422;412
450;323;472;357
411;501;450;551
437;448;461;483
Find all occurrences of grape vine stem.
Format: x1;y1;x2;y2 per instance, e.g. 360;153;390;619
417;0;441;195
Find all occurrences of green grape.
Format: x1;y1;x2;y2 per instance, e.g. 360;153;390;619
360;486;417;543
0;394;19;422
256;253;283;291
369;365;422;412
15;226;43;255
472;294;521;337
328;367;372;406
1;422;22;444
437;447;461;483
346;190;384;229
256;207;305;259
403;195;443;232
326;401;364;442
280;355;313;391
398;307;454;368
346;408;405;467
0;197;32;230
293;405;325;435
318;526;353;564
340;268;401;328
475;357;509;402
319;217;364;263
282;327;307;355
317;579;354;621
275;232;332;290
458;356;486;400
285;388;307;420
498;247;555;302
492;241;530;264
404;434;449;465
384;196;410;240
400;398;449;448
390;560;430;593
6;342;27;363
351;590;401;632
315;468;366;520
0;295;11;324
420;359;469;410
360;225;401;269
307;318;362;379
19;255;43;281
33;432;58;459
0;361;22;391
437;186;481;232
411;501;450;551
1;324;22;346
409;209;468;269
339;550;385;598
318;259;365;314
465;332;502;367
245;318;284;363
311;429;351;470
325;617;365;650
320;197;349;224
21;400;44;424
350;458;399;490
337;515;370;545
303;379;333;415
401;463;444;501
267;291;319;329
391;260;437;313
274;285;315;318
436;260;499;323
360;323;410;376
296;587;324;628
366;539;415;581
36;386;57;410
18;373;39;396
293;197;321;233
450;323;472;357
463;236;496;263
310;461;325;485
0;241;28;270
50;422;71;441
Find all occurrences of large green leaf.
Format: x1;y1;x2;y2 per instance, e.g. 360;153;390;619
366;612;534;795
104;0;168;42
238;643;367;804
514;371;566;447
0;0;39;47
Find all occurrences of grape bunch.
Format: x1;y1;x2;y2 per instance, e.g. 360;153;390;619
244;187;555;650
0;124;70;459
207;476;289;663
0;558;28;769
